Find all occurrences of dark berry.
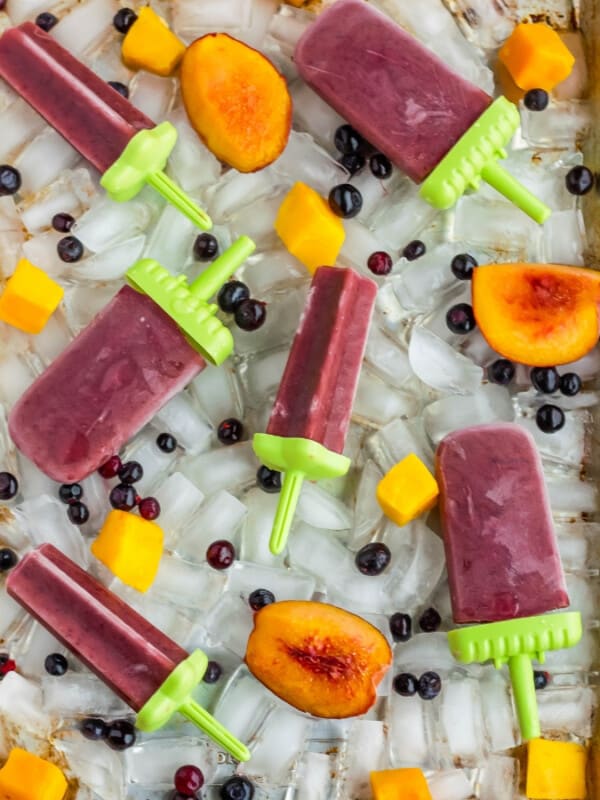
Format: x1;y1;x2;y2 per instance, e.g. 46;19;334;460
0;548;17;572
80;717;107;740
234;298;267;331
370;153;393;179
206;540;235;570
217;418;244;445
98;455;121;478
451;253;478;280
68;502;90;526
355;542;391;576
534;670;550;690
44;653;68;676
35;12;58;31
248;588;275;611
328;184;363;219
256;465;281;493
105;719;136;750
0;657;15;676
174;765;204;795
0;472;18;500
51;212;75;232
389;612;412;642
0;165;21;196
109;483;137;511
524;88;549;111
193;232;219;261
530;366;560;394
217;281;250;314
393;673;418;696
57;235;84;262
139;497;160;520
156;432;177;453
220;776;255;800
334;124;363;155
367;251;393;276
59;483;83;504
536;404;565;433
565;165;594;196
403;240;426;261
418;671;442;700
203;660;222;684
419;607;441;632
487;358;515;385
560;372;582;396
446;303;476;334
113;8;137;33
108;80;129;99
118;460;143;484
340;152;365;176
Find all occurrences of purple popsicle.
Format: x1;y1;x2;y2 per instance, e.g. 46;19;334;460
436;423;569;624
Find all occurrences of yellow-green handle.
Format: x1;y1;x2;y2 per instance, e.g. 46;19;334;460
270;470;305;555
180;700;250;762
508;653;540;741
147;171;212;230
481;161;551;224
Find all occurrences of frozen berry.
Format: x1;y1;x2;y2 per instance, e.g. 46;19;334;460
57;235;84;262
418;671;442;700
0;548;17;572
156;432;177;453
220;776;255;800
446;303;476;334
80;717;107;740
203;660;222;684
139;497;160;521
419;607;441;632
206;540;235;570
451;253;477;280
105;719;136;750
98;455;121;478
389;612;412;642
524;88;549;111
68;502;90;526
340;152;365;175
530;367;560;394
174;764;204;795
487;359;515;385
248;588;275;611
256;465;281;493
218;281;250;314
334;124;363;155
403;240;426;261
370;153;393;179
355;542;391;576
393;673;418;696
0;165;21;196
534;670;550;690
0;656;15;676
235;298;267;331
118;461;143;484
35;11;58;31
108;80;129;98
51;212;75;232
193;232;219;261
113;7;137;33
367;251;393;276
536;404;565;433
59;483;83;504
44;653;68;676
560;372;582;396
565;166;594;196
109;483;137;511
328;184;363;218
217;418;244;445
0;472;18;500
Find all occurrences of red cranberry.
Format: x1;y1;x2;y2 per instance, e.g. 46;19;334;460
139;497;160;520
98;455;122;478
174;765;204;795
367;251;393;276
0;656;16;676
206;540;235;570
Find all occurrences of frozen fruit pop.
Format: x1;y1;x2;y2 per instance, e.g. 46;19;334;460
0;22;210;228
9;237;255;483
295;0;550;223
253;266;377;554
6;543;250;761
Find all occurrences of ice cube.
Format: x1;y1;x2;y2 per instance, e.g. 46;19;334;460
172;0;252;37
243;348;289;408
295;752;333;800
371;180;439;252
167;108;222;193
52;0;118;55
546;476;597;515
479;756;517;800
246;706;310;785
409;327;483;395
70;234;146;281
340;219;398;275
338;720;386;799
537;686;594;738
538;209;585;266
520;99;591;149
15;129;80;195
0;672;52;757
53;730;126;800
126;737;219;788
0;585;26;641
230;189;288;249
384;521;446;610
0;353;39;408
272;130;348;197
428;770;474;800
150;555;227;611
239;488;284;567
152;472;205;548
290;80;346;150
29;311;72;366
424;385;514;444
516;413;586;470
349;460;384;551
213;667;275;741
479;672;518;752
62;282;120;334
208;168;279;223
190;365;244;429
43;673;130;717
354;368;420;425
129;73;176;122
227;561;315;602
203;592;254;657
446;0;515;49
19;170;91;234
440;677;484;764
176;490;248;562
368;418;434;472
74;196;151;253
153;393;213;455
143;202;197;275
388;693;433;768
236;248;306;296
297;482;353;531
182;443;259;496
21;229;66;277
13;621;68;681
365;323;413;388
0;99;46;161
450;196;537;254
16;495;89;566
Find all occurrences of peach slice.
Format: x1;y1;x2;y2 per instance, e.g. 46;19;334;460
245;600;392;718
472;263;600;367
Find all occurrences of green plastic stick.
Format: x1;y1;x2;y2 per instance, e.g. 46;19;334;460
179;701;251;763
270;471;306;555
509;653;540;741
147;171;212;230
189;236;256;300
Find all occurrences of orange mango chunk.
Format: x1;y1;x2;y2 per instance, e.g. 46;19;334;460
371;768;433;800
0;748;68;800
122;7;185;77
0;258;64;334
526;738;587;799
498;23;575;91
377;454;439;527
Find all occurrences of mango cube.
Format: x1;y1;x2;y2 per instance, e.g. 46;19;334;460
0;748;68;800
275;181;345;274
371;768;433;800
376;453;439;527
122;7;186;77
91;510;163;592
0;258;64;334
498;23;575;91
526;738;587;800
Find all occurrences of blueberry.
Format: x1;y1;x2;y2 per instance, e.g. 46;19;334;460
389;612;412;642
446;303;476;334
256;465;281;493
193;233;219;261
536;404;565;433
156;432;177;453
51;212;75;232
59;483;83;504
234;299;267;331
530;367;560;394
217;418;244;445
451;253;478;280
0;472;18;500
565;165;594;196
220;776;255;800
203;660;222;684
57;235;84;262
109;484;137;511
0;165;21;196
393;673;418;696
0;548;18;572
113;8;137;33
118;461;143;484
67;502;90;526
355;542;391;576
35;12;58;31
80;717;107;740
340;152;365;176
418;607;441;632
559;372;582;396
403;240;426;261
248;588;275;611
369;153;393;179
524;89;549;111
44;653;68;676
108;80;129;98
534;670;549;690
328;184;363;218
334;125;363;155
217;281;250;314
487;358;515;385
105;719;136;750
417;671;442;700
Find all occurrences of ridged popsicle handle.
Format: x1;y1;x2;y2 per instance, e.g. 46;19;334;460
180;700;251;762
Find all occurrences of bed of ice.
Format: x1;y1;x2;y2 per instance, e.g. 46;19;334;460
0;0;597;798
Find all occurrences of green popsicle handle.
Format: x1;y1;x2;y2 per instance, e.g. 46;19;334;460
481;161;551;224
508;653;541;741
180;700;251;762
147;171;212;230
270;470;306;555
189;236;256;300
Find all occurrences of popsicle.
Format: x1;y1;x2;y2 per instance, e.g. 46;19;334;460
437;423;581;740
253;266;377;554
6;543;250;761
9;237;256;483
0;22;210;229
294;0;550;223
